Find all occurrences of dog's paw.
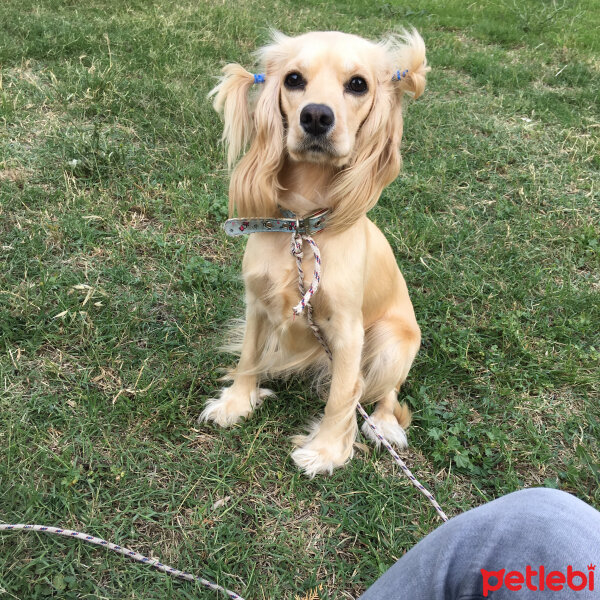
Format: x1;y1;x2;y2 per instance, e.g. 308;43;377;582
199;387;274;427
361;412;408;449
291;434;354;477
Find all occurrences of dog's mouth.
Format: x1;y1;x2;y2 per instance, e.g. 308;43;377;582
299;138;334;154
292;137;340;162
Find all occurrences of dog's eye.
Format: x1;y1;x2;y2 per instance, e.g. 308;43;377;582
346;76;368;94
284;72;305;89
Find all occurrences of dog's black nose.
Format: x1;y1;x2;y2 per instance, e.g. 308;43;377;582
300;103;335;136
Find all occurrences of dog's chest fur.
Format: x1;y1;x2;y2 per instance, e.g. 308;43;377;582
243;232;329;325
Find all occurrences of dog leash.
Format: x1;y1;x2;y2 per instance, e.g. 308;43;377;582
0;523;245;599
286;223;448;523
0;216;447;600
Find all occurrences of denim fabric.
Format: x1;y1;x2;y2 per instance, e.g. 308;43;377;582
359;488;600;599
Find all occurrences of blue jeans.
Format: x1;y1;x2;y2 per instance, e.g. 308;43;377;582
359;488;600;599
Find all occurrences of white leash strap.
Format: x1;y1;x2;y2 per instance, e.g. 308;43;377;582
289;233;448;523
0;523;245;599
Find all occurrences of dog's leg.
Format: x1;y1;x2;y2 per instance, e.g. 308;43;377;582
200;304;273;427
291;318;364;477
360;315;420;447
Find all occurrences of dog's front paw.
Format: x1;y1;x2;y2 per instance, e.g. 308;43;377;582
291;432;354;477
199;387;274;427
361;412;408;449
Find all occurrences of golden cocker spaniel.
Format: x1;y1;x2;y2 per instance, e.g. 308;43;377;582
201;30;429;476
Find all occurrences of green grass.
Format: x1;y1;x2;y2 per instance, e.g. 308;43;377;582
0;0;598;598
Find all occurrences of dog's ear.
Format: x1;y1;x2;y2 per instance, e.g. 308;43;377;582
328;29;428;232
387;29;428;99
227;41;286;218
209;64;256;169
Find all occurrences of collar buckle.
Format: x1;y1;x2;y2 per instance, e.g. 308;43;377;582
297;216;312;235
295;211;327;236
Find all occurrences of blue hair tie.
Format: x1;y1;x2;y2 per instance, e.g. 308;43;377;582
253;73;265;84
392;68;409;82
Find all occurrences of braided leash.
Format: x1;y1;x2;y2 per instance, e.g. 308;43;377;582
290;230;332;357
0;523;245;600
356;404;448;521
290;234;448;523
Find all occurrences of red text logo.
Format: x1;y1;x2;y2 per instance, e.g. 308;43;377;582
481;565;595;596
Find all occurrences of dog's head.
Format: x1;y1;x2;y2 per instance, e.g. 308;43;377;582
211;30;428;230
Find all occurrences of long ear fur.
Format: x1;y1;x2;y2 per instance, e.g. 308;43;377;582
227;41;286;219
388;28;429;99
327;29;429;232
209;64;256;169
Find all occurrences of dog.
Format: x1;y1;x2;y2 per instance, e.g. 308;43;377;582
201;29;428;477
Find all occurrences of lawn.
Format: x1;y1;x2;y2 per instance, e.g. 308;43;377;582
0;0;598;598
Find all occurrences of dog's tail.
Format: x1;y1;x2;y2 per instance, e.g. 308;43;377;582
393;400;412;430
